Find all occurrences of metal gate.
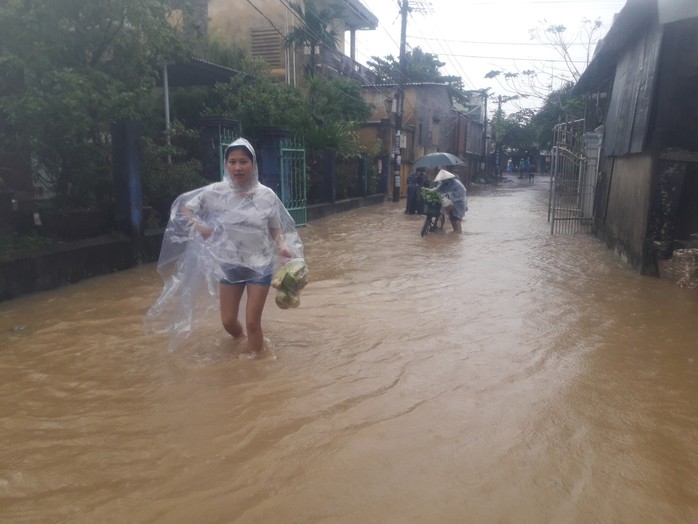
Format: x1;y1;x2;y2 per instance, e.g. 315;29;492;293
218;126;240;180
548;119;596;234
280;138;307;227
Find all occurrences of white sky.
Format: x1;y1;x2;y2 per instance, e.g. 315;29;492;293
349;0;628;112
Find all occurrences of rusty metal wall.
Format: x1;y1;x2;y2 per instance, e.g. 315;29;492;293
603;22;663;156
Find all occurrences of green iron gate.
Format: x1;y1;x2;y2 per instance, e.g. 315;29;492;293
218;127;239;180
280;138;307;227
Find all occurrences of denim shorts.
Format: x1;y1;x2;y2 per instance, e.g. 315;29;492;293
220;265;272;287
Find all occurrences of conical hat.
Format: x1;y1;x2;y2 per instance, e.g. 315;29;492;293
434;169;456;181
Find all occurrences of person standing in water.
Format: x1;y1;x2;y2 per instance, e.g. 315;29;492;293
433;169;467;234
146;138;305;358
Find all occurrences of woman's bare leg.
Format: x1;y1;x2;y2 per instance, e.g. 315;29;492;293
219;283;245;338
244;284;271;354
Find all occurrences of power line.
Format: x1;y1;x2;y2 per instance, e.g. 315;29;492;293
428;52;593;64
411;36;591;47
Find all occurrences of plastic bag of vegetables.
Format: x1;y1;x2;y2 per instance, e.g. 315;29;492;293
272;258;309;309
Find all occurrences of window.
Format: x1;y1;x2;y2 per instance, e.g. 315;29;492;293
250;28;283;68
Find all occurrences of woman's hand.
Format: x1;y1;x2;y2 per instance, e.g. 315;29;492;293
277;243;293;259
195;222;214;239
271;227;293;259
182;206;213;239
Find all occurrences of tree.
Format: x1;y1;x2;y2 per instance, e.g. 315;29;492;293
209;73;305;143
284;0;344;77
295;75;371;156
529;82;584;150
0;0;189;209
485;18;603;109
367;47;469;104
494;110;537;154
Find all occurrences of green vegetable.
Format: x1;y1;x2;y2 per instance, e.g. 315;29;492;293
421;188;442;205
272;259;308;291
272;259;308;309
275;289;300;309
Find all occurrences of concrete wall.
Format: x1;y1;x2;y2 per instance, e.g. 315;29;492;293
0;232;164;301
0;196;385;302
597;153;653;268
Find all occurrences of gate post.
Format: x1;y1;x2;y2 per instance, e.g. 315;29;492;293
358;153;368;197
323;148;337;203
111;120;142;235
258;127;289;198
199;116;240;181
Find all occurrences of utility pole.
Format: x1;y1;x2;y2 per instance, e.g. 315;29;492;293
392;0;409;203
494;95;502;178
481;90;488;177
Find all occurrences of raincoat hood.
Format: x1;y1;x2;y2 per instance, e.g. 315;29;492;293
223;137;259;192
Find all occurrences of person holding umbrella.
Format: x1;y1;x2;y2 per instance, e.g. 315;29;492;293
434;169;467;234
405;167;429;214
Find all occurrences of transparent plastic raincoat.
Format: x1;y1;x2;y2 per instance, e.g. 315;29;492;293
435;176;468;220
144;138;305;349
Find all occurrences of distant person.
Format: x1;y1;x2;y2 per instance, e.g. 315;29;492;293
405;169;420;214
507;158;513;175
415;167;429;214
529;159;537;181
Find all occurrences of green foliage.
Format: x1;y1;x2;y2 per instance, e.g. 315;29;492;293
0;0;189;209
303;75;372;125
421;188;442;206
295;75;370;157
140;122;207;207
494;109;538;153
530;82;584;149
208;74;304;142
285;0;344;76
369;47;445;83
367;47;469;104
203;39;268;75
0;232;54;261
208;72;369;158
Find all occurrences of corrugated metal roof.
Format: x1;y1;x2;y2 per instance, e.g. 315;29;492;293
344;0;378;30
156;57;243;88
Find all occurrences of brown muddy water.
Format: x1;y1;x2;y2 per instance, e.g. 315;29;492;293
1;177;697;523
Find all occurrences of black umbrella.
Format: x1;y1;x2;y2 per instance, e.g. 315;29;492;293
413;152;464;169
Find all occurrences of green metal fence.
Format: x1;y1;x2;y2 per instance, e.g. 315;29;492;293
280;138;307;227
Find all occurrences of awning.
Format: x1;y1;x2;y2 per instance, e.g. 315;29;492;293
345;0;378;30
158;57;244;139
157;57;243;88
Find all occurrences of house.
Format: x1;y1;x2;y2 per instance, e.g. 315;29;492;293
449;105;485;185
360;83;484;194
205;0;378;85
573;0;698;276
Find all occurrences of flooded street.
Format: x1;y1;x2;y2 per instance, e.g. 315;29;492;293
1;177;697;523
